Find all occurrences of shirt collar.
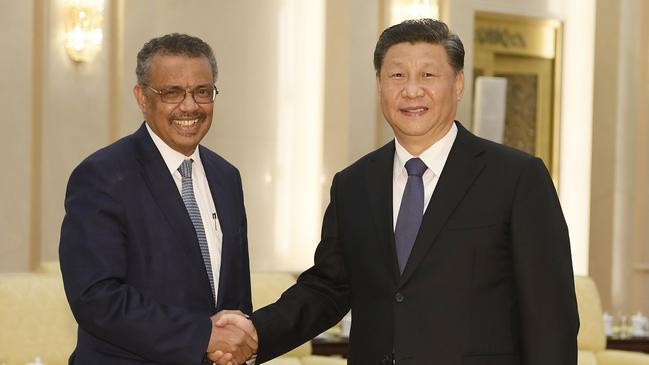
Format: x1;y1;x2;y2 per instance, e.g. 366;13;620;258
393;122;458;180
145;122;201;175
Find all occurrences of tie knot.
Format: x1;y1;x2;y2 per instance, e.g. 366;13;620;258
178;159;193;178
405;158;427;177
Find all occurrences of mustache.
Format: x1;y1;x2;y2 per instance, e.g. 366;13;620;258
169;113;205;120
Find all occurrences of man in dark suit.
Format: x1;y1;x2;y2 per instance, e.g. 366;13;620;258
219;19;579;364
59;33;256;365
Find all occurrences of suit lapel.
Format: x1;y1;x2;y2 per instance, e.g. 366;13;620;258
199;146;234;309
399;122;486;285
200;147;233;236
134;124;214;306
134;124;202;257
365;141;401;281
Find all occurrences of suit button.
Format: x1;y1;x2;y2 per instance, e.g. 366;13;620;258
395;292;404;303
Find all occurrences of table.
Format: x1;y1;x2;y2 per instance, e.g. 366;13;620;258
607;336;649;353
312;335;649;357
311;335;349;358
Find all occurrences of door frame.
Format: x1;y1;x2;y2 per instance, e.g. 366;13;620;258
473;11;563;186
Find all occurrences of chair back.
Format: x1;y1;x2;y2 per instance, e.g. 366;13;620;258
251;272;312;358
0;272;76;365
574;275;607;353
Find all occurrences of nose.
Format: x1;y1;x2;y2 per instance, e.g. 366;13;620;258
401;79;424;99
178;90;200;112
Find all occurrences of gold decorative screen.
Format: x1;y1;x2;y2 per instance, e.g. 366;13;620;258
473;12;562;185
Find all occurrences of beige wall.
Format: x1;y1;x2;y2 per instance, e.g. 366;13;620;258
40;0;113;264
0;1;34;271
590;0;649;316
323;0;381;201
590;0;620;313
0;0;382;273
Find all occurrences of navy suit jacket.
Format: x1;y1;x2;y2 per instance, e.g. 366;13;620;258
252;122;578;365
59;123;252;365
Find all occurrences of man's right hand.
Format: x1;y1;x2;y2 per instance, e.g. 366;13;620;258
207;310;258;364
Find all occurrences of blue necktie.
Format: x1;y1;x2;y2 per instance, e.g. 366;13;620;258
178;159;216;301
395;158;428;274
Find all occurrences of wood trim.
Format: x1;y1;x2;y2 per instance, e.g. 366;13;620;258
607;337;649;353
474;11;561;59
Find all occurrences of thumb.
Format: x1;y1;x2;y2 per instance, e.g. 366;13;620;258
215;313;246;327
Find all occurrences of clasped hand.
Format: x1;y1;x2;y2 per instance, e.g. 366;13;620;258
206;310;258;365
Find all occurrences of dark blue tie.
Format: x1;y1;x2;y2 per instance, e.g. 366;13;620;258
178;159;216;301
395;158;428;274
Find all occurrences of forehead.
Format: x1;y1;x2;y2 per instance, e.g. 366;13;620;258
383;42;449;67
147;53;213;86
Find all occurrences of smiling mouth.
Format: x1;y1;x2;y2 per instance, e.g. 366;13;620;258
173;118;200;127
400;107;428;116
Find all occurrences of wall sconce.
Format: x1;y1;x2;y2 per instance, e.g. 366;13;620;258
64;0;105;63
388;0;439;26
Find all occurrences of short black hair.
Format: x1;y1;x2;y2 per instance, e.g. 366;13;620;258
373;18;464;74
136;33;217;85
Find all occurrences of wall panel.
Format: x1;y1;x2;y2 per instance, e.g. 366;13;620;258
0;1;34;272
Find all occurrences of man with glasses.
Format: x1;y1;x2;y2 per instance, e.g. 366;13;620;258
59;33;257;365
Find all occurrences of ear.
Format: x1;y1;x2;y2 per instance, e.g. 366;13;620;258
133;84;147;113
455;70;465;100
376;73;382;95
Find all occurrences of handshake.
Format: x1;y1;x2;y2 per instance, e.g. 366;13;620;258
207;310;258;365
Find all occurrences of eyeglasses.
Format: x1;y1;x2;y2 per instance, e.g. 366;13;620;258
144;84;218;104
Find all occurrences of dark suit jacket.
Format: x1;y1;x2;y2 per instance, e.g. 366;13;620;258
252;122;579;365
59;123;252;365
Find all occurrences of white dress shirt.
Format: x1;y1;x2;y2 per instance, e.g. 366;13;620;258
393;122;458;230
146;123;222;304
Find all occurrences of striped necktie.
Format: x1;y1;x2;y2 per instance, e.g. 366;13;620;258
178;159;216;301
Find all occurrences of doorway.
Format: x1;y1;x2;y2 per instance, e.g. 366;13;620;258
473;12;562;185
